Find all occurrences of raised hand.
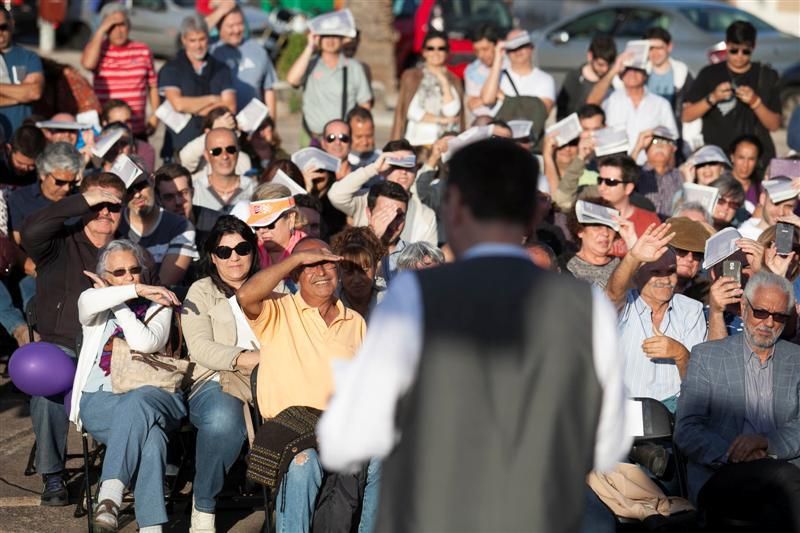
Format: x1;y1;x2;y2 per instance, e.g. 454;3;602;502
295;248;343;267
709;275;743;313
370;204;399;240
135;284;181;307
727;434;768;463
736;238;764;273
614;216;638;250
710;81;733;104
629;223;675;264
765;243;795;278
82;188;122;208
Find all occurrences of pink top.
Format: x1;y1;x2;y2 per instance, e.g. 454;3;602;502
259;229;308;269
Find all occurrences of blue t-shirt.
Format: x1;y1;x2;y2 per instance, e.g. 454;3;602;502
647;69;675;104
211;39;277;112
0;46;43;141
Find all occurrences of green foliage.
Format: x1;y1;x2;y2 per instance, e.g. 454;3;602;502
276;33;308;81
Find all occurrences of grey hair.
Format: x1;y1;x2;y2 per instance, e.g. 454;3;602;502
180;14;209;38
253;183;292;201
710;175;745;205
396;242;445;271
99;2;129;24
743;270;796;313
96;239;149;278
36;142;82;177
672;201;713;225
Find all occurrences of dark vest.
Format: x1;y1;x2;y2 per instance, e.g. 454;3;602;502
377;256;602;532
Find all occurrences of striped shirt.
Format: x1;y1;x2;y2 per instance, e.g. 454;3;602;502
92;41;157;135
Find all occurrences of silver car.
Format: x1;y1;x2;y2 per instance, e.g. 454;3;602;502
530;0;800;92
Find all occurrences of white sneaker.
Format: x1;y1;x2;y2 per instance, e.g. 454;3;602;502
189;502;215;533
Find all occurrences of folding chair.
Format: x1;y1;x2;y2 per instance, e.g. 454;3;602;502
250;365;275;533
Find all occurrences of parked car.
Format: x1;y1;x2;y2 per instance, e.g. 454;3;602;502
530;1;800;94
393;0;513;79
779;63;800;126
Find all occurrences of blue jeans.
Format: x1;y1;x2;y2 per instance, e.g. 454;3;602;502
359;459;381;533
80;386;186;527
275;448;324;533
30;345;75;475
19;275;35;311
0;279;24;335
188;380;247;513
581;485;616;533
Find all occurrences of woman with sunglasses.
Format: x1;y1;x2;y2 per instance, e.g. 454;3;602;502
69;239;183;532
709;175;747;231
181;216;261;532
330;226;386;320
391;30;465;146
679;144;731;186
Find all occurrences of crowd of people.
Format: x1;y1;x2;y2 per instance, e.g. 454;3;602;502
2;1;800;532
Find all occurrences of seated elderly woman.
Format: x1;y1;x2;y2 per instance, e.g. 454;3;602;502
181;216;261;532
330;226;387;320
68;239;182;533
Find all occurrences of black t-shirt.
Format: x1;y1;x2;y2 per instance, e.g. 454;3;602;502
685;62;780;164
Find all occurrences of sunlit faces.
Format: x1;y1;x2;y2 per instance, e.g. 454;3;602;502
321;121;351;160
255;210;296;253
319;35;344;54
472;38;495;67
349;119;375;155
182;30;209;62
713;195;742;224
107;15;130;47
762;195;797;226
385;149;417;191
84;186;124;236
674;248;703;279
102;249;142;286
647;39;671;68
423;37;449;68
597;165;633;206
126;178;156;217
211;233;253;285
695;163;725;185
742;286;789;349
156;175;193;219
621;68;647;89
293;239;339;300
219;10;245;48
205;129;239;177
726;41;754;72
577;224;615;258
731;141;759;181
41;168;79;202
10;148;36;174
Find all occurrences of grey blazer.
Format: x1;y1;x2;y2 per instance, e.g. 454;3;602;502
674;333;800;501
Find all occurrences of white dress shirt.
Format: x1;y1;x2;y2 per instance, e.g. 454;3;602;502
317;243;631;474
602;88;677;165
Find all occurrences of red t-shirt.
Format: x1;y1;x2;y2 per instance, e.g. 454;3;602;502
611;206;662;257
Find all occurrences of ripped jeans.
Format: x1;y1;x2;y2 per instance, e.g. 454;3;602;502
275;448;324;533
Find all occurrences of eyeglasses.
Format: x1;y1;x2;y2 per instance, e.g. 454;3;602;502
746;297;790;324
424;46;448;52
106;266;143;277
213;241;253;259
597;177;628;187
159;188;192;203
728;47;752;56
325;133;350;144
0;23;10;32
208;145;238;157
717;197;742;210
302;260;338;271
47;173;77;188
91;202;122;213
262;212;288;231
674;248;703;261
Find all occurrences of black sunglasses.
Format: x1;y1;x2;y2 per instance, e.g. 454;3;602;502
261;212;288;231
0;23;10;32
325;133;350;144
208;145;238;157
728;47;752;56
597;177;628;187
91;202;122;213
213;241;253;259
746;297;790;324
674;248;703;261
106;266;143;278
48;174;76;188
424;46;448;52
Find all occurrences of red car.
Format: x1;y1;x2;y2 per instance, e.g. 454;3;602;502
393;0;513;79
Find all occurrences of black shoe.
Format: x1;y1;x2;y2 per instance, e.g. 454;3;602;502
41;472;68;506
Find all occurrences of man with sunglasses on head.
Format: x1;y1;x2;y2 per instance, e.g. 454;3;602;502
117;168;198;287
20;172;127;507
0;7;44;142
675;271;800;518
683;21;781;167
329;138;438;247
193;127;255;214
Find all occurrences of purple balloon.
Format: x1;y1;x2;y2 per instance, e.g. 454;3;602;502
64;389;73;417
9;342;76;397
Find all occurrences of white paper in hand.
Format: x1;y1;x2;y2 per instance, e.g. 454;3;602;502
35;120;91;131
291;147;342;174
702;227;742;270
545;113;582;146
623;40;650;71
308;9;357;38
575;200;620;231
682;183;719;218
110;154;144;188
593;128;629;157
442;126;494;163
76;110;101;129
271;169;307;196
92;128;125;158
386;154;417;168
504;32;532;51
236;98;269;134
762;176;798;204
155;100;191;134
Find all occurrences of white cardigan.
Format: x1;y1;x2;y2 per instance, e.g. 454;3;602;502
69;284;173;429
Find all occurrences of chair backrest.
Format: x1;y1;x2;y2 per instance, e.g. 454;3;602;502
631;397;673;442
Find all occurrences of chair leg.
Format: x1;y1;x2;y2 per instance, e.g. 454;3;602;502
262;486;272;533
24;440;37;476
82;432;94;533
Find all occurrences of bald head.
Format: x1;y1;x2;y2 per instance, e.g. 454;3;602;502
205;127;238;150
204;127;239;178
292;238;329;255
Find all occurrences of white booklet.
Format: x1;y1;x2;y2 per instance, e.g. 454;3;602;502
623;40;650;71
386;154;417;168
762;176;798;204
575;200;620;231
76;110;101;129
110;154;144;188
291;147;341;173
682;183;719;218
503;31;532;51
545;113;582;147
155;100;191;134
308;8;357;38
236;98;269;134
442;125;494;163
35;120;90;130
593;128;629;157
92;127;125;158
508;119;533;140
271;169;307;196
702;227;742;270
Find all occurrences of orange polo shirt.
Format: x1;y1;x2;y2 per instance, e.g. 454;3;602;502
250;292;366;419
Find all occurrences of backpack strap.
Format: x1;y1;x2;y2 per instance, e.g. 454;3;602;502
502;69;520;96
341;62;349;119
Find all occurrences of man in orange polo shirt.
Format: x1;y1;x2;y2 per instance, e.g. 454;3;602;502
238;235;366;533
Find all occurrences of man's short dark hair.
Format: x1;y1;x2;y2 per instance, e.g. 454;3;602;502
471;23;499;43
598;154;640;184
154;163;192;193
367;181;410;211
217;4;243;28
577;104;605;124
79;172;126;195
294;193;323;213
382;139;413;153
447;138;538;226
644;27;672;44
726;20;757;46
11;125;46;159
588;34;617;63
346;105;373;125
323;119;350;136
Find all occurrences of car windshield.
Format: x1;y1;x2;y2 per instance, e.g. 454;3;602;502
438;0;512;37
679;6;776;34
173;0;197;7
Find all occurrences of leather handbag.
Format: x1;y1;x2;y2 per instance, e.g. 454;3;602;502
110;305;191;394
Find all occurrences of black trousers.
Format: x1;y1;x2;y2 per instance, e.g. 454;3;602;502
699;458;800;532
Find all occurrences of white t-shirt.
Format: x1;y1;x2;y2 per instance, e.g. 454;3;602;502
602;89;677;164
499;66;556;102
